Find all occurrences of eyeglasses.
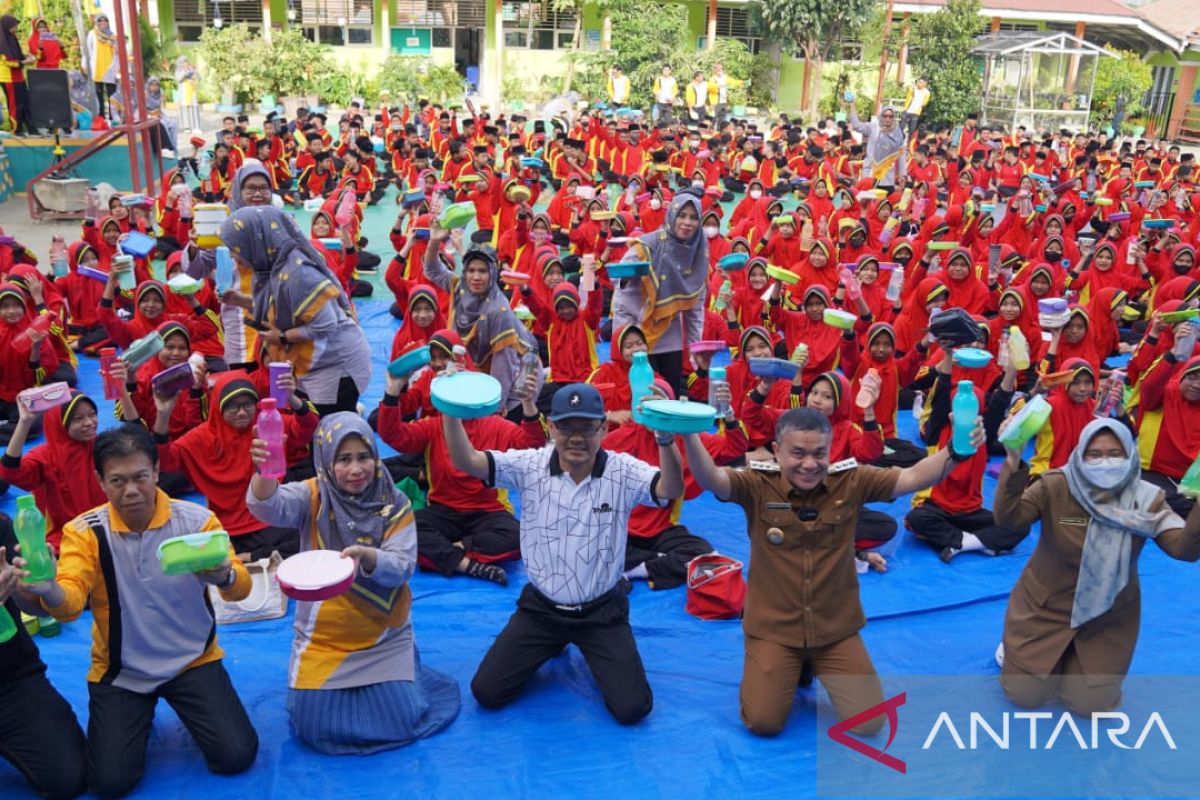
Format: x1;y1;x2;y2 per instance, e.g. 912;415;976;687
223;399;258;415
554;421;604;438
241;184;272;197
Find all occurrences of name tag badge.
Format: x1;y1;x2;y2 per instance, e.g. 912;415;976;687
766;527;785;545
1060;516;1088;527
765;502;791;511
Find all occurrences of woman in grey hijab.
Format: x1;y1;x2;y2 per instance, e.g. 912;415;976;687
611;191;708;395
994;417;1200;713
247;412;460;754
220;205;371;413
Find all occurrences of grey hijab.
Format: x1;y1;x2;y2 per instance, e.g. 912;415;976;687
624;192;708;347
1063;418;1183;628
228;160;273;211
312;413;411;615
452;244;535;364
219;205;348;330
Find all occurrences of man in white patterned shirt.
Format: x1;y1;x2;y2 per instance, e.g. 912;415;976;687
444;382;684;723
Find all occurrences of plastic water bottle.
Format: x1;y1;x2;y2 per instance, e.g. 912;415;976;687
997;329;1011;369
800;219;813;250
715;278;732;311
885;265;904;303
256;398;287;480
841;269;862;303
951;381;979;457
1174;321;1198;361
49;236;68;277
100;347;122;400
514;351;542;398
1097;370;1125;417
629;351;654;423
336;190;357;227
911;390;925;422
1008;326;1031;370
0;607;17;643
215;246;235;294
14;495;54;584
879;214;900;246
708;366;730;418
855;368;879;408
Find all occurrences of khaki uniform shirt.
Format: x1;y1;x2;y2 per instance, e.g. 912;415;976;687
724;464;901;648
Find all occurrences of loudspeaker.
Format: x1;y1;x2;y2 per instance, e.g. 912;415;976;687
27;69;73;131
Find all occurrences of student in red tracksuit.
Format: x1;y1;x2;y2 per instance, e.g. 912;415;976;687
602;378;748;589
377;364;547;586
523;282;603;413
905;344;1023;562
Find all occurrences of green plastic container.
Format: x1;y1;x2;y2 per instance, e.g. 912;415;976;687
157;531;231;576
998;395;1051;451
0;608;17;643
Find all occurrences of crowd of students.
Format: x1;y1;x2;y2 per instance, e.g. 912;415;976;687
2;90;1200;798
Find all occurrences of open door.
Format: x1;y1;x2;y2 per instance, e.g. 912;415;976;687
455;27;482;86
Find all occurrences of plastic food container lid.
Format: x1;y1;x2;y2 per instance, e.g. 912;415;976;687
953;347;993;368
431;371;503;419
277;549;355;591
765;265;800;284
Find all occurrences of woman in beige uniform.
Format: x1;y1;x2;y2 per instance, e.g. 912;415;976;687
994;417;1200;713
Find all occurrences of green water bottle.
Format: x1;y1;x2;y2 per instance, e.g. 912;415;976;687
14;495;54;584
0;607;17;643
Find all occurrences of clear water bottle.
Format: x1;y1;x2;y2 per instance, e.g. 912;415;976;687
951;381;979;457
14;495;54;583
911;390;925;423
1174;321;1198;361
514;350;542;398
885;265;904;303
1097;370;1125;417
708;366;730;418
997;329;1011;369
629;351;654;424
256;398;287;480
714;278;732;311
49;235;68;277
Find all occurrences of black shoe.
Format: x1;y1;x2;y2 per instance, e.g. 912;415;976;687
464;560;508;586
939;546;956;564
798;659;814;688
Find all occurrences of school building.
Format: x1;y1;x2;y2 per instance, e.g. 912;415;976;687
146;0;1199;139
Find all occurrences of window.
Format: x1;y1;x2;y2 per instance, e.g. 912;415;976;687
502;0;576;50
705;5;759;54
395;0;486;28
1145;65;1176;117
301;0;374;45
432;27;452;47
174;0;262;43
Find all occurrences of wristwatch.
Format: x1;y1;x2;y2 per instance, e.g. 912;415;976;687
217;566;237;589
655;431;675;447
947;447;973;464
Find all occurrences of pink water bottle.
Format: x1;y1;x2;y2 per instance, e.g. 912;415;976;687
335;190;357;227
840;267;862;303
256;398;287;480
100;347;121;400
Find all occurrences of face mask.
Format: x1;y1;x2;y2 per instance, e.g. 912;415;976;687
1082;457;1127;490
703;225;719;239
749;189;762;200
691;180;704;189
650;198;662;210
531;229;549;244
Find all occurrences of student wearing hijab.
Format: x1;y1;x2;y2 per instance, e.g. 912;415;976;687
221;206;371;415
1031;359;1110;475
994;418;1200;713
422;227;542;414
56;241;110;352
0;283;61;446
588;323;652;429
389;284;445;361
246;413;460;754
1;391;107;553
0;15;34;134
612;193;709;395
154;370;319;559
1135;353;1200;516
27;17;63;69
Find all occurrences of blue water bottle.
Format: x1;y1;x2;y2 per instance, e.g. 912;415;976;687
951;381;979;457
215;246;234;294
629;351;654;424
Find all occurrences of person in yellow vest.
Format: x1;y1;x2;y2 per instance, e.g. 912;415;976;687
685;71;710;124
608;65;631;107
86;13;119;121
901;77;931;140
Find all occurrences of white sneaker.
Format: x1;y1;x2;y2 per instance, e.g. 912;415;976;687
994;642;1005;668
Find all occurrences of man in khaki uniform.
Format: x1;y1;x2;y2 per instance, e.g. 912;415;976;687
683;406;982;736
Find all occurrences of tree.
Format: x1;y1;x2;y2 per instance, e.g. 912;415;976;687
753;0;876;122
907;0;985;126
1091;46;1152;128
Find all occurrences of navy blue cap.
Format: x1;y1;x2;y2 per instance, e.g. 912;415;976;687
549;383;605;422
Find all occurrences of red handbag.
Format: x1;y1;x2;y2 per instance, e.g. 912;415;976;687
685;553;746;620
